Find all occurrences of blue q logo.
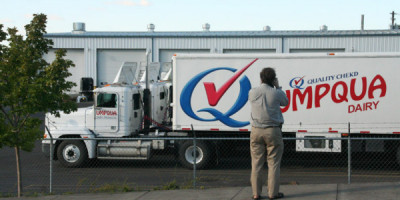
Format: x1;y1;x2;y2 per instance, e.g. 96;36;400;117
180;59;258;127
289;76;305;89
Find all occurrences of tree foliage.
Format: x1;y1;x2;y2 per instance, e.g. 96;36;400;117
0;14;77;196
0;13;77;196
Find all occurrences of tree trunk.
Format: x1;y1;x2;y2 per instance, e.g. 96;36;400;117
14;146;22;197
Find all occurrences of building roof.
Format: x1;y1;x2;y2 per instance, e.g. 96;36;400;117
45;29;400;38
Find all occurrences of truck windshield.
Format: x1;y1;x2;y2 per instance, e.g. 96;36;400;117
97;93;117;108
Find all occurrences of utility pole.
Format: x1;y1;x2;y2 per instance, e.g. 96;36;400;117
390;11;397;29
361;14;364;31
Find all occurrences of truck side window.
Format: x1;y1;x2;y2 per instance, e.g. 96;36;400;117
133;93;140;110
160;92;165;100
97;93;117;108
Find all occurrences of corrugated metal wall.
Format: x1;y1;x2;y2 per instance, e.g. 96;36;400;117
48;35;400;90
51;37;151;85
285;36;400;53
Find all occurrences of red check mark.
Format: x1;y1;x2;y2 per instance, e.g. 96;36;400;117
203;58;258;106
294;76;305;85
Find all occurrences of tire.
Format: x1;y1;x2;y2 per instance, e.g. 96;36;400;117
57;140;88;167
178;140;213;169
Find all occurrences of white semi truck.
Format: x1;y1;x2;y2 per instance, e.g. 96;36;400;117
42;53;400;168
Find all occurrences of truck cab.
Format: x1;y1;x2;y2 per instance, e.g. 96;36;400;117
93;81;171;136
93;85;143;137
43;60;173;167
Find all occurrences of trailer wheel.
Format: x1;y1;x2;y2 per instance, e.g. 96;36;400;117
57;140;88;167
179;140;213;169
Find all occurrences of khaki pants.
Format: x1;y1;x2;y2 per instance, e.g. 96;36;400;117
250;126;284;197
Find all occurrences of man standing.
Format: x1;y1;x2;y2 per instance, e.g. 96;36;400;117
248;67;289;200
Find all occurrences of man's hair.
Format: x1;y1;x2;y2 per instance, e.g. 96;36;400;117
260;67;276;87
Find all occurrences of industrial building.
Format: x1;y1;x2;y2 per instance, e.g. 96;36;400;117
44;22;400;94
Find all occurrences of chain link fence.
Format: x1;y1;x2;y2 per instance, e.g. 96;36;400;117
1;134;399;197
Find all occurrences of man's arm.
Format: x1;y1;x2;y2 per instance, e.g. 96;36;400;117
277;89;289;106
274;78;289;106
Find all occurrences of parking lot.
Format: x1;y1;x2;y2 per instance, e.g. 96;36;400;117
1;138;399;195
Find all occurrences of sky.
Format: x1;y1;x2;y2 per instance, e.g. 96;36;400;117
0;0;400;35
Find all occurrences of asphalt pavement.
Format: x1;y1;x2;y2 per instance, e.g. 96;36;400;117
3;182;399;200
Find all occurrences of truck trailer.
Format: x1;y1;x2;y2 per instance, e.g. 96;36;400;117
42;53;400;169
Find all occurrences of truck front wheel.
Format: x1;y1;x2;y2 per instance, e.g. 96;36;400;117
179;140;213;169
57;140;88;167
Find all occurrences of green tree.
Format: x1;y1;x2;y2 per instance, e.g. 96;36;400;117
0;14;77;197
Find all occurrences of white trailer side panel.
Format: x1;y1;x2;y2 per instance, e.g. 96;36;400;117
173;53;400;133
